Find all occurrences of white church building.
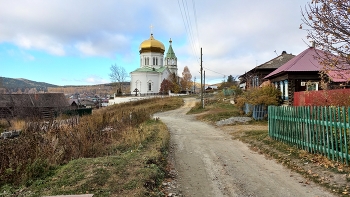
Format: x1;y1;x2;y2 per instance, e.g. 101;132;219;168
130;33;178;95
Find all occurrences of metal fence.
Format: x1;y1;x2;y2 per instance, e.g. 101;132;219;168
244;103;267;120
268;105;350;165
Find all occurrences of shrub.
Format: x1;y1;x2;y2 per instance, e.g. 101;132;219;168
236;85;281;109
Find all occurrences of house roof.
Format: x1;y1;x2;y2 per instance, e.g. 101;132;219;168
327;70;350;82
0;93;69;108
264;47;350;82
69;99;78;105
264;47;324;79
240;51;295;78
256;52;295;70
80;99;95;106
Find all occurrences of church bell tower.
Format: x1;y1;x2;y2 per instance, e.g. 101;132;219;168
164;38;178;75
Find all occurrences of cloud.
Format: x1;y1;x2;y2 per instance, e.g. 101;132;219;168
61;75;109;85
14;34;65;56
173;0;309;84
75;33;130;57
0;0;311;86
0;1;146;57
84;75;109;84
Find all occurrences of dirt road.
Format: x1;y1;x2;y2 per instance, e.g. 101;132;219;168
156;98;335;197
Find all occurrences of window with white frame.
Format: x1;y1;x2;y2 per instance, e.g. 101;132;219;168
252;76;259;87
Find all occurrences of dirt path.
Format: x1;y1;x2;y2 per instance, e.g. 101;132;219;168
156;98;335;197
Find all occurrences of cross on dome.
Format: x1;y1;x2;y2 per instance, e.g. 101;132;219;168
150;24;153;34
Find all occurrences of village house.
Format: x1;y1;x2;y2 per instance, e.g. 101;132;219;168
239;51;295;90
264;46;350;105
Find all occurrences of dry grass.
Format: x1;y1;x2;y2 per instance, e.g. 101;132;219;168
0;96;183;196
9;119;26;130
0;119;8;132
15;119;171;197
187;97;241;123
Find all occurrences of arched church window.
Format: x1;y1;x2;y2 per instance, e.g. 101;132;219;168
156;57;158;65
148;81;153;91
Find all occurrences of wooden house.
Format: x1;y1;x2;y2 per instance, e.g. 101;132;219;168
69;99;79;108
239;51;295;90
264;46;350;105
79;99;96;108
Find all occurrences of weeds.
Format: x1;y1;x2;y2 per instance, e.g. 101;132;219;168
188;98;242;123
0;96;182;196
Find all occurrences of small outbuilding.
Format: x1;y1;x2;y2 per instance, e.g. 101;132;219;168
0;93;70;120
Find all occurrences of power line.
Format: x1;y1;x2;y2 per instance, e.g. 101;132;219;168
183;0;198;57
182;0;199;62
203;67;226;76
178;0;200;63
192;0;200;49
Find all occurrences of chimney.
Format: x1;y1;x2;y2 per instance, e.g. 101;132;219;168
312;41;316;48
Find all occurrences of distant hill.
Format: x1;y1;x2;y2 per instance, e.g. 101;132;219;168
0;77;58;92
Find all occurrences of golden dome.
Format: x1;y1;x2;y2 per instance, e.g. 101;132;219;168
139;34;165;54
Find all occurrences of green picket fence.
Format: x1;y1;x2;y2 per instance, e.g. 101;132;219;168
268;105;350;165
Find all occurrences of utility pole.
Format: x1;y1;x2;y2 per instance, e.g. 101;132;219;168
203;70;206;108
200;48;204;108
193;76;196;94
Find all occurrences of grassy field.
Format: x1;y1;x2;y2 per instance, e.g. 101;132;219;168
0;97;183;197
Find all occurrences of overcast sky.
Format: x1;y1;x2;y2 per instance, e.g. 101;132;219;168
0;0;311;86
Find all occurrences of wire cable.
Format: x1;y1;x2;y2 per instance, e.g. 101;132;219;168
178;0;200;63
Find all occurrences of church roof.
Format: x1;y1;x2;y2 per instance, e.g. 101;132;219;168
165;39;177;59
131;66;168;73
139;34;165;54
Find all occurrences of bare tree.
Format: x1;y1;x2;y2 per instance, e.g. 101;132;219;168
301;0;350;72
180;66;192;92
109;64;128;95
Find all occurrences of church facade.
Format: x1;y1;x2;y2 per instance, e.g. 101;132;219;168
130;34;178;95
